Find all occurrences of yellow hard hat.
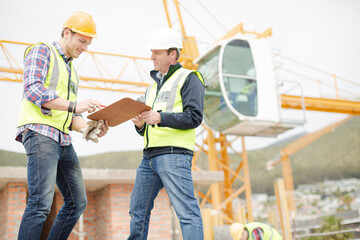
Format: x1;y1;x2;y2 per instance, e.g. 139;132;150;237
63;12;97;38
230;223;245;240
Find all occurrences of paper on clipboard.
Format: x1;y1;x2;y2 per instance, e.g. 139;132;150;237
87;97;151;127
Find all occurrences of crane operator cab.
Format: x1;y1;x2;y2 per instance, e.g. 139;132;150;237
195;36;303;137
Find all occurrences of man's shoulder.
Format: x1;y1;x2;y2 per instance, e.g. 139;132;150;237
184;70;205;87
25;42;51;60
30;42;52;50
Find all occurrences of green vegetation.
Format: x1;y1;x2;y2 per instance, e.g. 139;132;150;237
1;116;359;194
0;150;27;166
304;216;353;240
79;151;143;169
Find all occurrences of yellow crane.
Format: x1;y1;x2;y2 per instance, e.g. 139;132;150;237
1;1;360;236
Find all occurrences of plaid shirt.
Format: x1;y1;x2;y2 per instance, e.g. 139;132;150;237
251;227;264;240
16;41;76;146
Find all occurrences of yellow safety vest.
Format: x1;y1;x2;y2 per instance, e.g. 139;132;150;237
144;68;204;151
17;42;79;134
246;222;282;240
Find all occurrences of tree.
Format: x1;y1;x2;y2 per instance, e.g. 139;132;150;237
341;194;353;210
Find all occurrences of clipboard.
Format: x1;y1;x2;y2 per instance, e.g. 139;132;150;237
87;97;151;127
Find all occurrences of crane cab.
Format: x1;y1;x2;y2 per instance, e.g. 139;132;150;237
196;36;301;137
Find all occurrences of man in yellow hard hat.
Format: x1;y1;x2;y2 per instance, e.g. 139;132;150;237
16;12;108;239
230;222;283;240
128;27;205;240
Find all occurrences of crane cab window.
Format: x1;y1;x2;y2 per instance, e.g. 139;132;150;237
222;39;258;116
198;47;240;131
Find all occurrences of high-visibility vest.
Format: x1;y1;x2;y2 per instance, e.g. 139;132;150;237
144;68;204;150
17;42;79;134
246;222;283;240
240;82;254;94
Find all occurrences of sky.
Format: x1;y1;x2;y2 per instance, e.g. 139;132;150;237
0;0;359;156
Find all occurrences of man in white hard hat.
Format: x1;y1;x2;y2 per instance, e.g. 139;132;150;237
16;12;109;239
230;222;283;240
128;27;205;240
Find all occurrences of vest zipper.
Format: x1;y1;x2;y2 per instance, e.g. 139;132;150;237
144;82;162;149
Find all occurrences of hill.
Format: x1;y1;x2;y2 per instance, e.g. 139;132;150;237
245;116;360;194
1;116;359;194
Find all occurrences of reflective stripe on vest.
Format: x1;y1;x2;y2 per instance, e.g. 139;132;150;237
17;42;79;133
246;222;283;240
144;68;204;150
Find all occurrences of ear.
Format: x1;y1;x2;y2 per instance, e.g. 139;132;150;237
63;28;72;38
170;49;177;60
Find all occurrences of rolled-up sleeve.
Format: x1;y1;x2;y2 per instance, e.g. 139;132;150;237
23;44;59;115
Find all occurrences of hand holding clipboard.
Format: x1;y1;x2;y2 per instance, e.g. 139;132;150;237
87;97;151;127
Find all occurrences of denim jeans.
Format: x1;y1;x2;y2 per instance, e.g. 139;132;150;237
18;130;87;240
128;153;203;240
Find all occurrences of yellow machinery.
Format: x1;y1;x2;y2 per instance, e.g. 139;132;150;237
1;0;360;238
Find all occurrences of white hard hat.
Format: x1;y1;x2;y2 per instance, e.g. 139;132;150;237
147;27;183;50
230;223;245;240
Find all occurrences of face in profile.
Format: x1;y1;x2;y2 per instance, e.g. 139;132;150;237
63;29;92;59
150;49;177;75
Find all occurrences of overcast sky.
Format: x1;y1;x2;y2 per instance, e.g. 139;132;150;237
0;0;359;156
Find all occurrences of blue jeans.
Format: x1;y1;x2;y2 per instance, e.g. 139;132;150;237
18;130;87;240
128;154;203;240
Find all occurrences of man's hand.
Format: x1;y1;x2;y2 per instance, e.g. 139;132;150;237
76;98;102;114
140;110;161;126
79;120;109;143
97;120;109;137
132;115;145;129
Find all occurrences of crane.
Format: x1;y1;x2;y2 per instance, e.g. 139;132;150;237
1;0;360;236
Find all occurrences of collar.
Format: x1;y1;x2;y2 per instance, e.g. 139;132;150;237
52;41;73;63
155;71;165;81
150;62;182;84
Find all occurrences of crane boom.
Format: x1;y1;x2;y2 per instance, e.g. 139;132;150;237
281;95;360;115
285;116;352;156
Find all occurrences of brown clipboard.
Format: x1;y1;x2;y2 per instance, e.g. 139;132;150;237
87;97;151;127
